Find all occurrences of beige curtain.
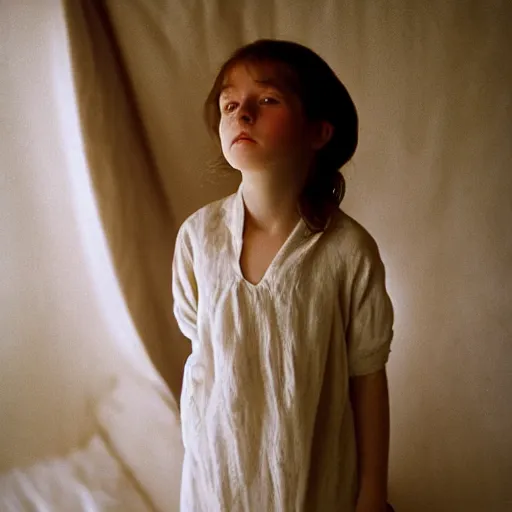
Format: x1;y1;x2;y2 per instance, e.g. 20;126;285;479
63;1;192;399
60;1;512;510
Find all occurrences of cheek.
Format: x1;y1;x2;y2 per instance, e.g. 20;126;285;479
218;118;230;151
266;113;306;146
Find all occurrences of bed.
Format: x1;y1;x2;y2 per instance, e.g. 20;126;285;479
0;376;184;512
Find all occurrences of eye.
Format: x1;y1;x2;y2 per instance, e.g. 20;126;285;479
221;102;238;113
261;97;279;105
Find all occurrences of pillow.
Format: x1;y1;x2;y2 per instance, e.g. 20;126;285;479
95;374;183;512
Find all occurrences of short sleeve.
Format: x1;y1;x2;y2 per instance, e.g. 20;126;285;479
172;223;198;343
346;237;394;377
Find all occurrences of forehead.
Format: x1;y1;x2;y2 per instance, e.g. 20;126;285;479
220;61;295;95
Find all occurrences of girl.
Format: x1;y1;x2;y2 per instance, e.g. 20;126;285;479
173;39;394;512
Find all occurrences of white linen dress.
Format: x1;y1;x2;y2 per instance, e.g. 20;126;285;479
172;185;394;512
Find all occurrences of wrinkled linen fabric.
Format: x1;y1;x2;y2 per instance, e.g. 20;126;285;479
173;185;393;511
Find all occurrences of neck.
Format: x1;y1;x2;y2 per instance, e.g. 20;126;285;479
240;170;303;234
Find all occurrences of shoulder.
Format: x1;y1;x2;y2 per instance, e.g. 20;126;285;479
176;192;236;246
327;211;392;321
326;209;382;264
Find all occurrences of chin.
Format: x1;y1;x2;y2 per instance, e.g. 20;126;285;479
225;154;269;174
231;162;270;174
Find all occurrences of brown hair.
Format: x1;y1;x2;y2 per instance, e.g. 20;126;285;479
204;39;358;232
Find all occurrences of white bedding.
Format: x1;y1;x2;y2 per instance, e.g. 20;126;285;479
0;435;153;512
0;374;183;512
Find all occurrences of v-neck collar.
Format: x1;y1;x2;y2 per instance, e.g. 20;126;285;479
228;183;308;288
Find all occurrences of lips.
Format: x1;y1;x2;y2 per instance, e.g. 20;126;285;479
232;132;255;145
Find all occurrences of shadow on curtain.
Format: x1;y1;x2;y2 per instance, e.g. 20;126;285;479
63;0;191;401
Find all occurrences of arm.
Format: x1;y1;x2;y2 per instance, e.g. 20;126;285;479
345;230;394;510
172;224;198;400
172;224;198;344
350;368;390;512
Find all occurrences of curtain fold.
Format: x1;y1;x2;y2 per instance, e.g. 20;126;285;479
58;1;512;509
63;0;190;400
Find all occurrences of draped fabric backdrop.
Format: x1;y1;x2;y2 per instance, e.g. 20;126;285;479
2;1;511;510
63;1;191;399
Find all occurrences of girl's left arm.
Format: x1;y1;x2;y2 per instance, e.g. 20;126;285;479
350;368;390;512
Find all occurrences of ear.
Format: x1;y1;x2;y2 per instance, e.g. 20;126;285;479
310;120;334;151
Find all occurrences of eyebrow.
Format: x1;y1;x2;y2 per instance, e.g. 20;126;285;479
220;78;286;96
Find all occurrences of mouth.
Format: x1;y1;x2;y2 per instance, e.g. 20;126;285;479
232;133;255;145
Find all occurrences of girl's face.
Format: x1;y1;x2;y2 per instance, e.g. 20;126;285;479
218;62;319;178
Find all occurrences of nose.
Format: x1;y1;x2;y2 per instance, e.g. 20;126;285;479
238;99;256;124
240;112;252;124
